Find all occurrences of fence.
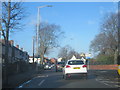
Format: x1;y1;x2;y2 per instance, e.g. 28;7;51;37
2;62;37;79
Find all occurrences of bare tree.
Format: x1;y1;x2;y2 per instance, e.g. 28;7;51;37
67;49;80;60
90;12;118;64
38;22;63;65
58;45;80;61
58;45;72;60
90;32;108;54
1;0;26;86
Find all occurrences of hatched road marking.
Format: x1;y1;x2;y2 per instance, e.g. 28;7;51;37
96;78;119;88
96;79;113;88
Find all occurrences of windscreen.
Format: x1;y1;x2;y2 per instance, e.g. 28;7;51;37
58;62;65;65
68;60;84;65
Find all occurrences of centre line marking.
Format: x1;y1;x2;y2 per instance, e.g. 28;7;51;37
38;80;45;86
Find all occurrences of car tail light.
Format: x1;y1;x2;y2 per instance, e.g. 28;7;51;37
82;65;87;68
66;65;71;68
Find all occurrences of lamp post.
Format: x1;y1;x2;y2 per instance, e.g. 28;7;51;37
32;36;35;63
36;5;52;70
118;6;120;75
117;11;120;77
36;5;52;57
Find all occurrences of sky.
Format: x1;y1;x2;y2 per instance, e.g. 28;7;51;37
10;2;118;59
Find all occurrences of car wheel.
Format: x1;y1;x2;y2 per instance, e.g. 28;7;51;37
63;75;64;79
64;74;68;80
85;73;88;79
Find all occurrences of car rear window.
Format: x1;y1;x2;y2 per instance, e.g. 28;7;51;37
58;62;65;65
68;60;84;65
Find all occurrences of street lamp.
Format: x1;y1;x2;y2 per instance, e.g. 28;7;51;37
36;5;52;57
36;5;52;68
32;36;35;63
117;9;120;75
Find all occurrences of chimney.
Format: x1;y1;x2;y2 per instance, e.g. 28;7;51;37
16;45;19;49
9;40;14;46
21;48;23;51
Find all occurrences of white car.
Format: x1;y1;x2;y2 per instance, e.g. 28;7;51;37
63;59;87;80
44;64;52;70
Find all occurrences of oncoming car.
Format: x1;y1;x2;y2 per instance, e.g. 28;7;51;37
63;59;87;80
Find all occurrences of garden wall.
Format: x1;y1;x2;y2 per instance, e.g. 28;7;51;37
89;64;118;70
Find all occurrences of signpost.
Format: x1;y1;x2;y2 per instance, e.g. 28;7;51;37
85;53;92;70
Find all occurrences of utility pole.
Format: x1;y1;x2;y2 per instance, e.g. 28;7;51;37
118;27;120;75
33;36;35;63
118;3;120;75
36;7;40;58
36;5;52;67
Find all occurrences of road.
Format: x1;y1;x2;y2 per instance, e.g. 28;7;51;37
17;67;119;88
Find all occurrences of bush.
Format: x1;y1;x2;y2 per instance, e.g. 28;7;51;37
95;54;114;65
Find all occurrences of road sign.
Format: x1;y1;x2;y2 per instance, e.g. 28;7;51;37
85;53;91;59
86;57;91;59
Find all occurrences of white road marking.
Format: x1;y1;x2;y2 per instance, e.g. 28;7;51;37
99;71;107;73
18;80;32;88
101;81;119;84
18;75;48;88
114;84;120;87
96;79;113;88
103;79;110;80
96;78;120;88
33;75;49;79
37;76;46;77
101;81;113;88
38;80;45;86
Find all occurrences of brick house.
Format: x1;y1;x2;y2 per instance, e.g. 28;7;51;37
1;39;29;64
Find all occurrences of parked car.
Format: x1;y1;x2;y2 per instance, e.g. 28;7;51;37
56;62;65;72
51;64;55;68
63;59;87;80
44;64;52;70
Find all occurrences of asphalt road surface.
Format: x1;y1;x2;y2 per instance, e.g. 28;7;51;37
17;68;119;88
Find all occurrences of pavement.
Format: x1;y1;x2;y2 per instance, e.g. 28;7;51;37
2;69;38;88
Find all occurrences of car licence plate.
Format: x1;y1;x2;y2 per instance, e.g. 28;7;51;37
73;67;80;69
